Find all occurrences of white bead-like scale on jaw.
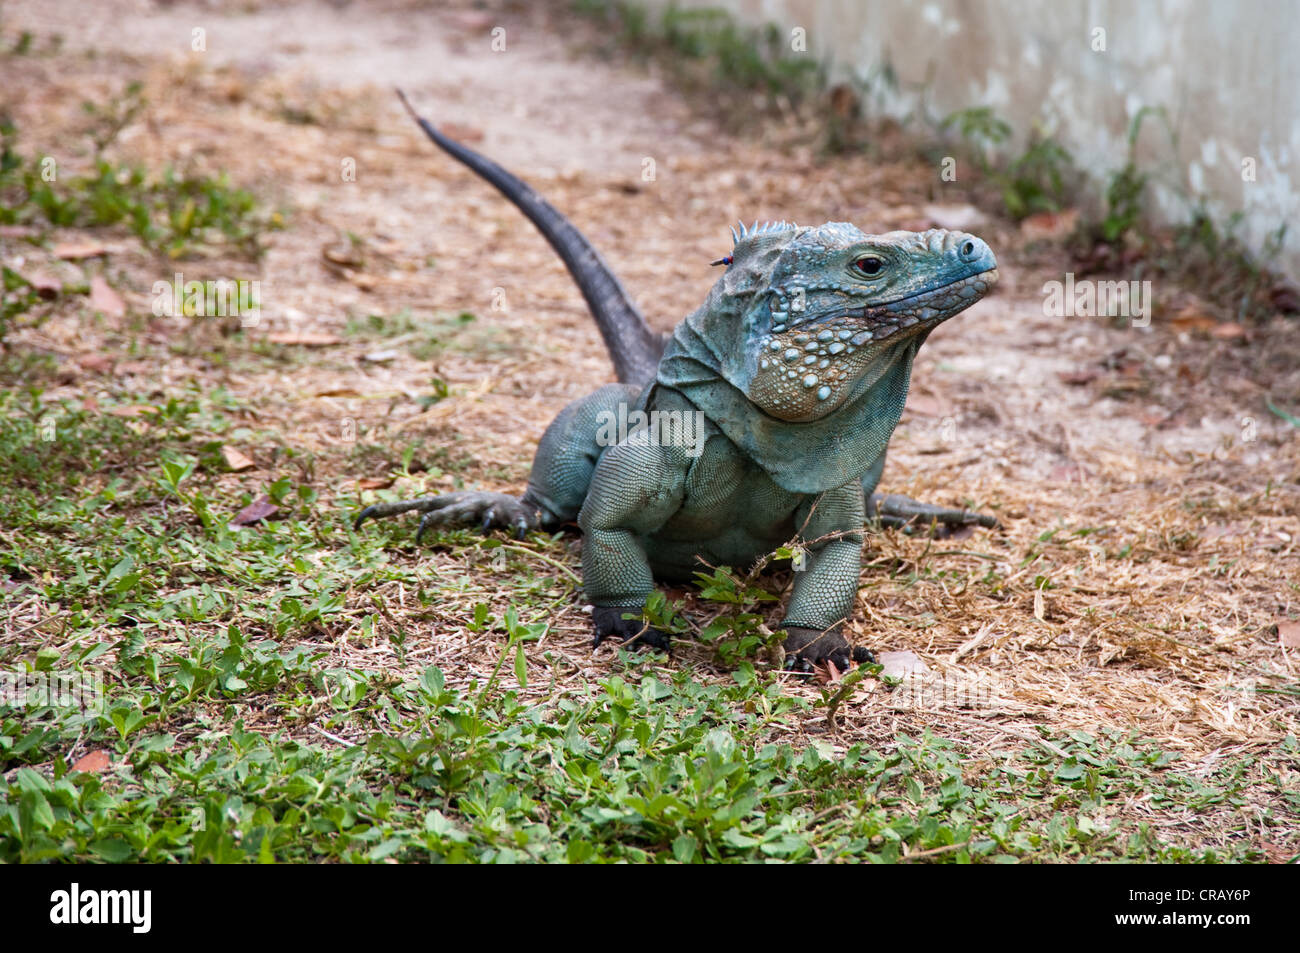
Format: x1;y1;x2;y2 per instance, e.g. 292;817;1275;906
738;222;998;421
745;260;999;421
754;307;889;412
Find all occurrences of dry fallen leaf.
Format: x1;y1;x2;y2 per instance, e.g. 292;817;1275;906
1211;322;1246;340
1049;464;1088;482
231;496;280;527
813;658;843;684
1058;369;1099;386
107;404;153;417
357;477;395;490
828;83;858;118
1170;306;1217;332
222;447;256;471
1019;208;1080;241
439;121;485;143
266;331;343;347
24;271;61;298
53;241;108;260
322;245;363;267
878;650;929;680
76;353;115;374
1278;621;1300;648
72;750;112;773
1268;281;1300;313
89;275;126;317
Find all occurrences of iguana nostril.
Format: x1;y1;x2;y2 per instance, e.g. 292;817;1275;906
961;240;975;257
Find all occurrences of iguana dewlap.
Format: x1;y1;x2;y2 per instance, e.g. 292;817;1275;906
355;93;999;671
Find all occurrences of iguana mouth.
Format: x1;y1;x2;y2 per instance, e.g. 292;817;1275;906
752;268;998;420
818;267;1000;343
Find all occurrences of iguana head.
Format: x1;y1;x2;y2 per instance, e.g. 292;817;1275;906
654;221;998;492
719;222;998;422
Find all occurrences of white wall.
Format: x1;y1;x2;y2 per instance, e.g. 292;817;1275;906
656;0;1299;277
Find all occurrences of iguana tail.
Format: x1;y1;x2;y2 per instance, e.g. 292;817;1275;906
396;89;664;387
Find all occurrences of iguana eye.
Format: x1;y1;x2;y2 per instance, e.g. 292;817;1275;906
853;256;884;277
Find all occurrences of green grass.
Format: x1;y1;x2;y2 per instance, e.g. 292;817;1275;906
573;1;823;119
939;106;1074;221
343;309;505;362
0;386;1291;862
0;117;281;260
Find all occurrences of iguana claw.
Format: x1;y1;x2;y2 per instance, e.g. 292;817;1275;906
353;491;539;542
782;625;859;673
867;492;999;535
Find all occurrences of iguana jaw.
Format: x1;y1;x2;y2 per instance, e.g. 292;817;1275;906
749;265;998;422
811;266;999;345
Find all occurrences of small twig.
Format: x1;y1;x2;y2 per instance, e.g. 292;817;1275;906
901;841;971;862
495;542;581;583
929;550;1001;562
310;724;356;747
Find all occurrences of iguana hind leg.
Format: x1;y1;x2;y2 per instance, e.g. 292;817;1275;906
353;383;640;543
354;491;538;541
867;493;999;534
858;451;998;535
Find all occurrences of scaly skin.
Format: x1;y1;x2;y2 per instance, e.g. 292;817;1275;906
355;96;999;671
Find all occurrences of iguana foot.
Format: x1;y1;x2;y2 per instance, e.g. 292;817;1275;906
591;606;673;653
353;491;539;542
867;493;999;535
782;625;874;673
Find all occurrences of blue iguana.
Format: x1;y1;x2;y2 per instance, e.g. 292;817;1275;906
355;92;999;671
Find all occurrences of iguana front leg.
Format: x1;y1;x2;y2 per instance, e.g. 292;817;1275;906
781;482;872;672
577;439;691;652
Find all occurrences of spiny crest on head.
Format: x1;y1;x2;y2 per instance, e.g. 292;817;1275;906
730;219;798;247
712;220;800;267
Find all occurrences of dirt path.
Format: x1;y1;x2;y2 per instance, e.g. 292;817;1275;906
5;0;1297;809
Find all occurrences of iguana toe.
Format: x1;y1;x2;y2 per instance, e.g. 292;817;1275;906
591;606;673;653
851;646;877;665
